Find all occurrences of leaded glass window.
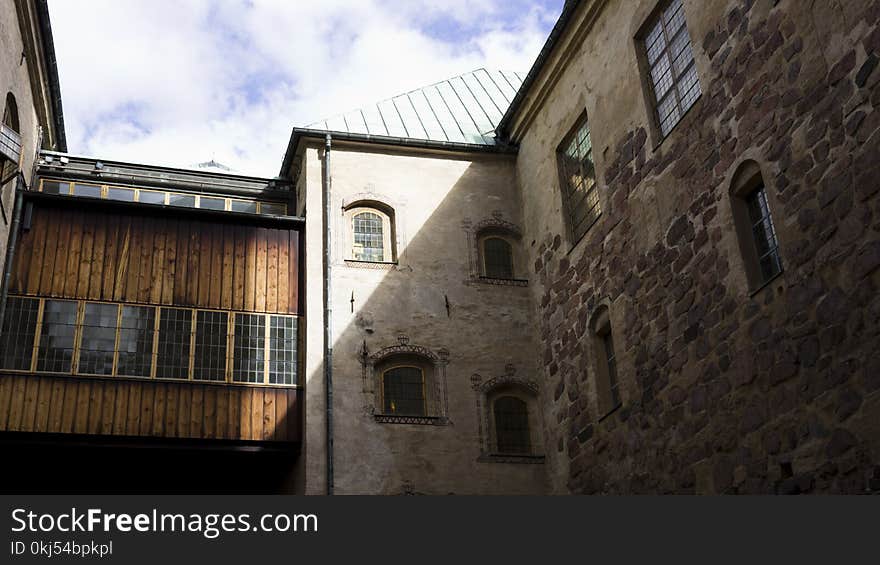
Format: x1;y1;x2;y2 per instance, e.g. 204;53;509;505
0;297;39;370
36;300;77;373
78;303;118;375
746;186;783;284
644;0;701;137
558;117;600;242
233;313;265;383
193;310;228;381
353;212;385;262
603;331;620;408
494;396;530;454
269;316;297;385
383;366;425;416
117;305;155;377
483;237;514;279
156;307;191;379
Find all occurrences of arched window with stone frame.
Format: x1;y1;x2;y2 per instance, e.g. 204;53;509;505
473;367;544;462
590;305;622;418
344;201;396;264
729;160;783;292
466;214;527;285
2;92;22;186
361;336;449;425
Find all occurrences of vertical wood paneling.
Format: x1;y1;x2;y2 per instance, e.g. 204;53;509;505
150;218;167;305
221;224;234;310
100;383;116;435
19;376;40;432
87;381;104;434
0;376;15;430
89;213;106;301
289;231;299;314
232;226;246;311
51;210;72;296
34;379;52;432
25;208;48;294
76;213;94;298
64;211;84;297
245;228;257;311
39;208;60;295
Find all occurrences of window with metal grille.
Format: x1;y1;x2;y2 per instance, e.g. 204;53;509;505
352;212;385;262
602;331;620;408
78;303;118;375
36;300;78;373
746;185;783;284
483;237;514;279
193;311;228;381
269;315;297;385
156;307;192;380
558;117;600;243
117;305;155;377
494;396;531;454
592;306;621;416
643;0;701;137
0;297;39;370
233;313;265;383
382;366;425;416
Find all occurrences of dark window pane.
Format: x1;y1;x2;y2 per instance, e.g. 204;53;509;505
603;332;620;407
139;191;166;205
36;300;78;373
0;297;39;370
200;196;226;211
106;187;135;202
745;186;782;284
558;118;600;241
353;212;384;262
494;396;530;454
156;307;191;379
383;366;425;416
269;316;297;385
231;200;258;214
168;194;196;208
72;183;102;198
233;313;265;383
260;202;286;216
41;181;67;195
483;237;513;279
118;305;155;377
193;310;227;381
78;303;117;375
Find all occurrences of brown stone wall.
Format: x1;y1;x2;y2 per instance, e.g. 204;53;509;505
518;0;880;493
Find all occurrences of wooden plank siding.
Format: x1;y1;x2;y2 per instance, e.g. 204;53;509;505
10;204;301;315
0;374;301;443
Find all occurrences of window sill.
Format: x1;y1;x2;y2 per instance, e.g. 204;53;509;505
478;453;545;464
650;94;704;152
748;269;785;298
597;401;623;423
475;276;529;287
566;212;602;257
373;414;448;426
344;259;398;270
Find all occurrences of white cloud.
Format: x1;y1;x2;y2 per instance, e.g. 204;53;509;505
48;0;561;176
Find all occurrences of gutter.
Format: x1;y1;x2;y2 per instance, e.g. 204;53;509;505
34;0;67;151
494;0;582;140
322;133;334;495
0;175;26;336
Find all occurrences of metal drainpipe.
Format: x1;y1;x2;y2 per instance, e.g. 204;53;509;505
322;133;334;495
0;174;25;334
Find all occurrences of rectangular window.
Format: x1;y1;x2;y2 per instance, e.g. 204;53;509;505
643;0;701;137
0;297;39;370
193;310;228;381
230;200;258;214
269;316;297;385
36;300;78;373
746;186;783;284
260;202;286;216
603;332;620;408
156;307;192;379
232;313;265;383
168;193;196;208
558;117;600;243
117;305;155;377
138;190;166;205
78;303;118;375
72;183;103;198
41;180;68;195
106;187;136;202
200;196;226;211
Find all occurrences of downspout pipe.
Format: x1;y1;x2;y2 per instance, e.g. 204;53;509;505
0;174;26;335
322;133;334;495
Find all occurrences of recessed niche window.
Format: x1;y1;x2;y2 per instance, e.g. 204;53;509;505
730;160;783;290
382;366;426;416
481;236;514;279
558;115;600;243
591;306;621;417
477;374;543;459
345;203;395;263
494;396;531;454
641;0;701;137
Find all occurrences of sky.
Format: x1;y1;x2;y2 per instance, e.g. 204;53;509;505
47;0;564;177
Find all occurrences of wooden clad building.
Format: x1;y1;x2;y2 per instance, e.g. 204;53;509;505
0;154;304;489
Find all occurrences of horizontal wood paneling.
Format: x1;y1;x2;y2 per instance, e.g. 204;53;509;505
0;374;300;443
10;203;301;315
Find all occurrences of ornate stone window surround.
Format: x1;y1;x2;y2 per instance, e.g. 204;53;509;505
464;213;528;287
341;196;399;269
360;336;450;426
472;366;544;464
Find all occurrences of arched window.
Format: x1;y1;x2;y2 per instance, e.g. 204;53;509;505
345;203;395;263
3;93;20;133
482;236;514;279
493;396;530;454
730;161;783;290
382;365;426;416
591;306;621;416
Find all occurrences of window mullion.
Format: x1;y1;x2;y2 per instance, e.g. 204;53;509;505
71;300;85;375
226;312;234;383
112;304;122;376
29;298;44;373
264;314;271;385
151;306;160;379
188;309;196;381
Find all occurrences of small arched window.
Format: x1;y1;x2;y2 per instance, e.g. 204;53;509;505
382;365;426;416
346;203;395;263
3;93;20;133
482;237;514;279
494;396;530;454
591;306;621;416
730;161;783;290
